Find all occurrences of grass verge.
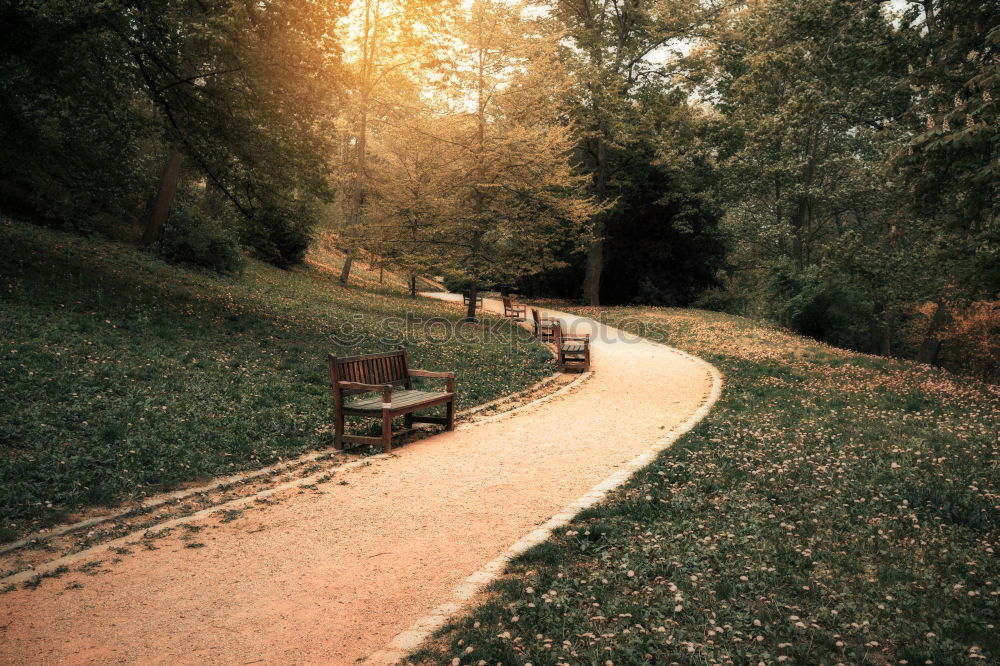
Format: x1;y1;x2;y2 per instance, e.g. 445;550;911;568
412;306;999;665
0;219;550;538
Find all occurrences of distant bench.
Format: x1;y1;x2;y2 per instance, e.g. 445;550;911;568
532;308;591;372
554;324;591;372
531;307;559;341
462;291;483;310
503;294;526;321
328;348;455;452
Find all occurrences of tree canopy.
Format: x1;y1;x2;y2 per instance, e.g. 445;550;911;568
1;0;996;376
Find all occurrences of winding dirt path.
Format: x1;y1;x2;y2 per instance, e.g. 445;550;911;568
0;299;716;665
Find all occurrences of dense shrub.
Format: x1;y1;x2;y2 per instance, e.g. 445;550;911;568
0;4;160;230
158;205;243;273
442;275;478;293
692;286;745;314
243;204;314;269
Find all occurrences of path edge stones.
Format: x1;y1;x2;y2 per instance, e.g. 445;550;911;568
367;314;725;665
0;371;591;587
0;358;565;561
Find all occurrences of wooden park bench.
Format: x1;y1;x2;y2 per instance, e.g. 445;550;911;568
328;348;455;452
502;294;526;321
531;308;559;341
553;322;591;372
462;291;483;310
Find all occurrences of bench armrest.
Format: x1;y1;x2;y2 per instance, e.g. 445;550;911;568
408;369;456;393
338;381;393;391
408;369;454;378
337;382;394;405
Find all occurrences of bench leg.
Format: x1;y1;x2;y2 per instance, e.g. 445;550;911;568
381;410;393;453
333;408;346;451
445;399;455;431
404;413;414;428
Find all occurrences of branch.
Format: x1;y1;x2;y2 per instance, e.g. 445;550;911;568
155;67;244;94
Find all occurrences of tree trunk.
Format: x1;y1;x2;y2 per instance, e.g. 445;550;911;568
339;252;354;286
464;284;478;321
582;239;603;306
881;315;894;357
409;275;416;297
916;299;948;365
339;0;377;287
462;36;487;325
141;148;182;246
791;198;810;270
582;133;608;306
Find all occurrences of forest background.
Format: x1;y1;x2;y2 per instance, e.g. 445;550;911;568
0;0;996;379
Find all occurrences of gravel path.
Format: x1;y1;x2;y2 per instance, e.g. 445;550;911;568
0;298;715;665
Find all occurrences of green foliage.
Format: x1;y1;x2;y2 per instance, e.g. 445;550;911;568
0;2;159;225
692;286;745;314
544;0;717;305
356;2;598;304
441;275;477;294
895;1;999;241
0;1;347;236
0;219;550;536
519;86;726;306
765;261;880;350
158;205;243;274
417;305;1000;665
687;0;998;370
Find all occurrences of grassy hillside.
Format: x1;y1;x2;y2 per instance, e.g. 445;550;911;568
307;227;412;293
0;219;549;538
415;306;1000;665
306;228;446;294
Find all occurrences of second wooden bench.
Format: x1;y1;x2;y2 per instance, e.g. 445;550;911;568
328;348;456;452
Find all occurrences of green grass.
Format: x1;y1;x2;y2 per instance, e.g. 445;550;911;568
0;219;550;536
413;306;999;666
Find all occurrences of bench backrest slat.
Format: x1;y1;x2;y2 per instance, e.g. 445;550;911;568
328;349;411;397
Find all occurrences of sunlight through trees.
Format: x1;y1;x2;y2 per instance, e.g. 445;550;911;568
0;0;996;376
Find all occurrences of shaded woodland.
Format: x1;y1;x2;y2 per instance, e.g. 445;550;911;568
1;0;997;377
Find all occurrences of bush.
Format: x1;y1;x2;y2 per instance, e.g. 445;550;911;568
692;286;746;314
442;275;478;293
243;204;313;269
158;205;244;273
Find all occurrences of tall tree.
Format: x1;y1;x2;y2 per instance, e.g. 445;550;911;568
366;0;598;318
336;0;457;285
367;109;459;296
544;0;708;304
0;2;157;223
119;0;347;218
892;0;1000;363
695;0;927;351
450;0;600;318
0;0;348;264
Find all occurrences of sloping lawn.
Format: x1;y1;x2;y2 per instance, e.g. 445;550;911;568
413;307;999;665
0;220;550;538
